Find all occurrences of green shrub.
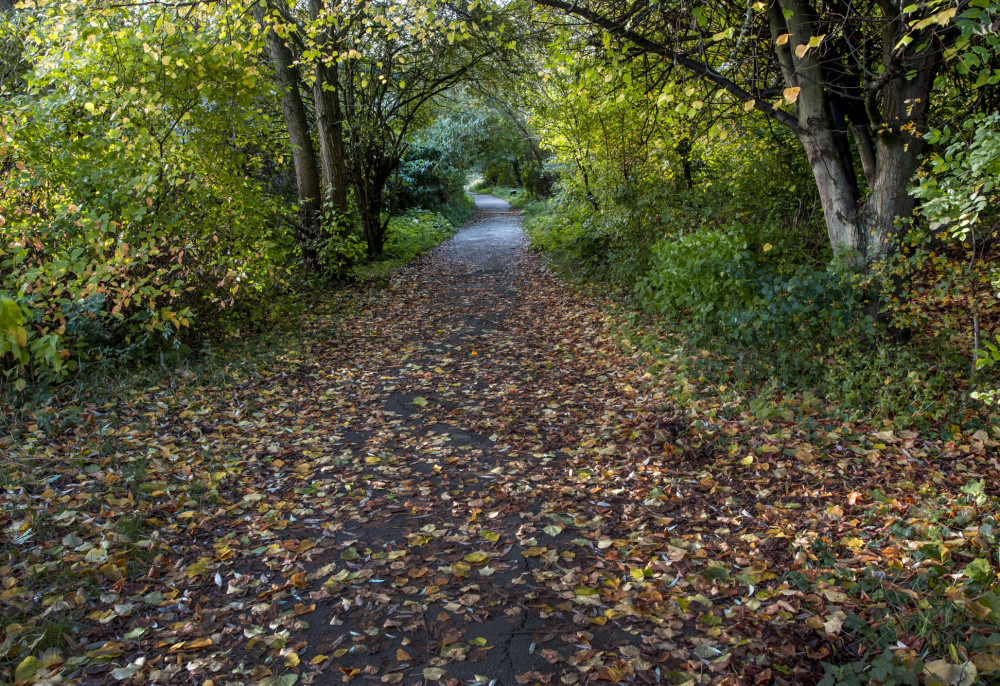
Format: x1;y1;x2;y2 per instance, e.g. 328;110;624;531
397;146;475;226
635;229;755;318
383;210;457;259
0;3;292;390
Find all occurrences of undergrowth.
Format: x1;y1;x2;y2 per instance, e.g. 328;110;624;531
525;198;995;434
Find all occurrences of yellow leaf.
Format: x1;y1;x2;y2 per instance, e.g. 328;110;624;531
973;652;1000;674
776;33;791;45
966;600;992;621
184;557;213;578
15;656;41;682
823;610;847;635
783;87;801;103
311;655;329;664
397;648;411;661
924;659;977;686
795;44;809;58
186;637;213;650
839;536;864;551
763;243;772;252
935;7;957;25
463;552;489;564
743;99;756;112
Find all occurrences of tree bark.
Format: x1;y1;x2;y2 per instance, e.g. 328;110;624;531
355;158;397;255
312;63;349;212
255;5;322;264
309;0;349;213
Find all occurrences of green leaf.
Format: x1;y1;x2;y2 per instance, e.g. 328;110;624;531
964;558;993;584
259;676;298;686
15;656;42;682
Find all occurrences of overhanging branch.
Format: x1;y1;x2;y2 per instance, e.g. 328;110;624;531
532;0;801;132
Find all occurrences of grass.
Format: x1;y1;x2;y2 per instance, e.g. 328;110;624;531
350;207;464;284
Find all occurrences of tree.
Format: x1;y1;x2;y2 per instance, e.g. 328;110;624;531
337;1;517;254
255;4;323;265
530;0;998;269
258;0;506;255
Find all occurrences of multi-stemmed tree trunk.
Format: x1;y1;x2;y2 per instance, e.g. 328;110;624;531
256;6;322;264
308;0;349;213
766;0;940;266
258;0;353;271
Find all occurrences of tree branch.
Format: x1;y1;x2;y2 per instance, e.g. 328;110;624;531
532;0;800;132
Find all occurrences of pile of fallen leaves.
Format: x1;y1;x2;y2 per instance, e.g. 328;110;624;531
2;209;1000;686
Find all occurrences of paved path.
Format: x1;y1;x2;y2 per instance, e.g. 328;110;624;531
171;195;736;685
266;194;662;685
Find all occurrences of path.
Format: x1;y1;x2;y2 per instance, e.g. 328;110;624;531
8;195;815;686
287;194;656;683
194;195;789;685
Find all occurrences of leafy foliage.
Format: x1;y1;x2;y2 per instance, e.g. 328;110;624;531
0;1;291;387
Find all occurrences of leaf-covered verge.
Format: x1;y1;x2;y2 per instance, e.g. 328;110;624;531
3;204;1000;686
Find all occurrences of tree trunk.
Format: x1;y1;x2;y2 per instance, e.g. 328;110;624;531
798;128;864;259
308;0;349;213
360;199;384;256
355;159;398;256
256;5;322;265
312;64;349;212
773;0;938;267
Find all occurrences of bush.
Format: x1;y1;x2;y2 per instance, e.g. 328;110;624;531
397;146;475;227
635;229;756;318
382;210;458;261
0;4;292;390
